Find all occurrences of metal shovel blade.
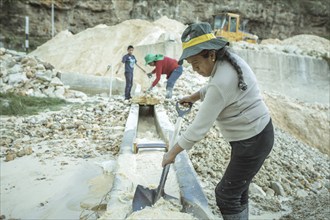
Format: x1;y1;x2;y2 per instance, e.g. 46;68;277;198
132;185;157;211
132;185;177;211
133;185;157;212
132;165;177;211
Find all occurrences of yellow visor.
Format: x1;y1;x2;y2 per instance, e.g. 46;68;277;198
182;33;216;49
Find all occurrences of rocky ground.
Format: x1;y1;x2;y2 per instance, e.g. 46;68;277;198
1;16;329;220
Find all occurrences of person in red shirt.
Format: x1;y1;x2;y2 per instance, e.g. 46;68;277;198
144;54;183;98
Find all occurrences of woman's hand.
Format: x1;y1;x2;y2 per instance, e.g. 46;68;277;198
179;96;196;105
179;91;201;104
162;144;184;167
162;152;176;167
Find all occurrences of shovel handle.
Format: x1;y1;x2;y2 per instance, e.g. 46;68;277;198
155;164;170;202
154;102;192;204
176;102;193;117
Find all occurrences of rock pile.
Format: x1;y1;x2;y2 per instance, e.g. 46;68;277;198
0;96;129;162
0;48;87;100
234;34;330;61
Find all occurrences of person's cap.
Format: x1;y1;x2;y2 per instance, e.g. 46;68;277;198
144;54;164;65
179;22;229;61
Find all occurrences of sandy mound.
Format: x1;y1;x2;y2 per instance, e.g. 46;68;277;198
263;92;329;155
29;16;186;76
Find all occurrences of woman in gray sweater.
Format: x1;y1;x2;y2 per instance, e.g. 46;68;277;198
162;22;274;220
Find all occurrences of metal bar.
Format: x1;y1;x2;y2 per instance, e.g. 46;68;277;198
136;143;167;148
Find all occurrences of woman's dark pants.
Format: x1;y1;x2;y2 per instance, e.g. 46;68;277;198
215;119;274;216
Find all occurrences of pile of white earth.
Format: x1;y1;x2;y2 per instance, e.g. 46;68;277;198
29;16;186;76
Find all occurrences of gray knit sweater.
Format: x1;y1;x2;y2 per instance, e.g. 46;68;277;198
178;53;270;150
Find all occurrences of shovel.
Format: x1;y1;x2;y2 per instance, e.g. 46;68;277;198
132;101;193;212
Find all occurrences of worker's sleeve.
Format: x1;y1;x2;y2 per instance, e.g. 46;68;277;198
199;86;207;101
121;55;126;63
151;64;163;87
178;84;226;150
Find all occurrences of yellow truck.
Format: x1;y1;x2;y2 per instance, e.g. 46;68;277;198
212;13;258;43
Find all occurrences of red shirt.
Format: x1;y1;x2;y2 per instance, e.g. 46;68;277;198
151;56;179;87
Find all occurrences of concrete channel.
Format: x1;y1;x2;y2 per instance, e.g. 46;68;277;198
104;103;214;219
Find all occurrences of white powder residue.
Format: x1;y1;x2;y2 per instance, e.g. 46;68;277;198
128;198;197;220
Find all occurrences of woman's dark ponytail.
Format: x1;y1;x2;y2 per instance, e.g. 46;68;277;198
216;47;247;91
